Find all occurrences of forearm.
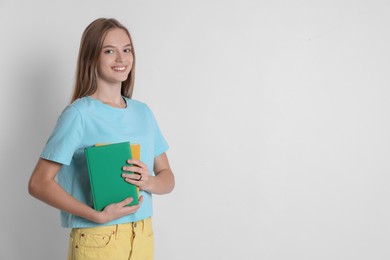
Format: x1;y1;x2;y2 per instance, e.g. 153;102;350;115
28;158;104;223
29;178;101;223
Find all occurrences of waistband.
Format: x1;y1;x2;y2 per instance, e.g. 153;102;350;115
71;217;151;236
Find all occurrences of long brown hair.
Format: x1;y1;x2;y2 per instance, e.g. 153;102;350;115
71;18;136;103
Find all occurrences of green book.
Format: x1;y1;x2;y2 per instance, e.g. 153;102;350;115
85;141;140;211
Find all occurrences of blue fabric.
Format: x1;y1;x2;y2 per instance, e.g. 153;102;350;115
41;96;169;228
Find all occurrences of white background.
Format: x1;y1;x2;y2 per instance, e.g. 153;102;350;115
1;0;390;259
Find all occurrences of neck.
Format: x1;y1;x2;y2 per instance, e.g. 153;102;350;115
91;89;126;109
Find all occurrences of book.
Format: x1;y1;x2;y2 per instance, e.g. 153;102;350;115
85;142;140;211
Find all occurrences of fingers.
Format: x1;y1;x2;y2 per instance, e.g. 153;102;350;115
119;197;134;207
122;165;147;175
127;159;147;168
122;159;149;182
98;196;143;223
119;195;143;207
118;196;143;211
134;173;142;181
125;159;147;171
122;172;143;181
124;159;147;172
120;196;143;213
122;167;147;178
122;165;148;182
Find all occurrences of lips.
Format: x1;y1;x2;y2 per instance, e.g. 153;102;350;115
112;66;127;72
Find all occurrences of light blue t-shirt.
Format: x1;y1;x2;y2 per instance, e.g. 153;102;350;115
41;96;169;228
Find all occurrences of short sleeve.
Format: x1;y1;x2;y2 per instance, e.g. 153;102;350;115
145;105;169;157
40;105;84;165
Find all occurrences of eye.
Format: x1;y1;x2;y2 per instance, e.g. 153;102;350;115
104;49;114;54
124;48;132;53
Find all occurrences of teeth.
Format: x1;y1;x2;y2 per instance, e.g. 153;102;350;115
113;67;126;71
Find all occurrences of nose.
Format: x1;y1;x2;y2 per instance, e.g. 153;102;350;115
115;52;124;62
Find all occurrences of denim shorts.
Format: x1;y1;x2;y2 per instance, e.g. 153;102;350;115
67;217;154;260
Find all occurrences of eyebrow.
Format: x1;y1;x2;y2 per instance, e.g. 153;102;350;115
102;44;132;49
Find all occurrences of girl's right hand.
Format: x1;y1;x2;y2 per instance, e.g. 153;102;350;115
95;196;143;224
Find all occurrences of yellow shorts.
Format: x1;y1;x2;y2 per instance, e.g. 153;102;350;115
67;218;154;260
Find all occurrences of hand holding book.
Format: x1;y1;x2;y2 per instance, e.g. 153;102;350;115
122;158;152;192
95;196;144;224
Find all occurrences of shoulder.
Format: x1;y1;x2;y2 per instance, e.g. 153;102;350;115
65;96;107;116
126;98;163;129
125;97;146;107
125;98;153;113
69;96;93;112
56;97;92;124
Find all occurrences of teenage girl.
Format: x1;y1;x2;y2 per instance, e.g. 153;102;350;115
28;18;175;260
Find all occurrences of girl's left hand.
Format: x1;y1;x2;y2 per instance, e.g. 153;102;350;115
122;159;152;192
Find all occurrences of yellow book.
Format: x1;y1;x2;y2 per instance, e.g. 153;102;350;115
129;144;140;194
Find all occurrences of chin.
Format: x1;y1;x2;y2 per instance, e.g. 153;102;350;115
113;74;129;82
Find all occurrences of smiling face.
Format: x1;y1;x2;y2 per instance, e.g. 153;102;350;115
96;28;134;87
